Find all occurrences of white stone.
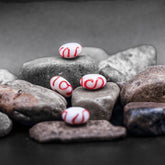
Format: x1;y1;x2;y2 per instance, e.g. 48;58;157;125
62;107;90;125
50;76;73;97
80;74;107;90
58;42;82;58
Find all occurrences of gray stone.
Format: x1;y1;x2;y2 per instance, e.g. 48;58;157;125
29;120;126;143
0;80;67;125
0;112;12;137
99;45;156;82
19;56;98;89
72;82;120;120
80;47;109;63
0;69;17;84
120;65;165;105
124;102;165;136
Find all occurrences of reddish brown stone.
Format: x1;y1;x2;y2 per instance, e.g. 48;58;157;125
29;120;127;143
120;65;165;105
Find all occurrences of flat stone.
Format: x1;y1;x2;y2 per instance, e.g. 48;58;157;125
0;69;17;84
120;65;165;105
99;45;156;82
19;56;98;89
0;112;13;137
0;80;67;125
80;47;109;63
72;82;120;120
29;120;126;143
124;102;165;135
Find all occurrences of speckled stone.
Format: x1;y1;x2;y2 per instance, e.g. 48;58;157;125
19;56;98;89
99;45;156;82
0;112;13;137
120;65;165;105
124;102;165;136
0;69;17;84
29;120;126;143
72;82;120;120
0;80;67;125
80;47;109;63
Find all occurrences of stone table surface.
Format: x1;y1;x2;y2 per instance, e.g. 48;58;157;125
0;0;165;165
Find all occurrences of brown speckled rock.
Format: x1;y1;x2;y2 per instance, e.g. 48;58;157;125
19;56;98;89
0;80;67;125
120;65;165;105
72;82;120;120
99;45;156;82
29;120;126;143
124;102;165;136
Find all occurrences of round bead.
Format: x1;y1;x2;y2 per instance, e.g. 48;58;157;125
62;107;90;125
58;42;82;58
50;76;73;97
80;74;107;90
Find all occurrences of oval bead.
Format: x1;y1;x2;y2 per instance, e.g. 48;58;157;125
58;42;82;58
50;76;73;97
80;74;107;90
62;107;90;125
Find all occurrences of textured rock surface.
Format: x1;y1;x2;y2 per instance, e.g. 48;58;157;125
19;56;98;89
81;47;109;63
120;65;165;105
99;45;156;82
72;82;120;120
0;112;13;137
29;120;126;143
0;69;17;84
0;80;67;125
124;102;165;136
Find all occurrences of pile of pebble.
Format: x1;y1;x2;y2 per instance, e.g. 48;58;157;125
0;41;164;143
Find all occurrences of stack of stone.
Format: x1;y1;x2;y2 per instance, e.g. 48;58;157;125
0;42;162;143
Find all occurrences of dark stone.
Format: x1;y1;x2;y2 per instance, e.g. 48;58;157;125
29;120;127;143
71;82;120;120
0;112;13;137
99;45;156;82
19;56;98;89
0;80;67;125
120;65;165;105
124;102;165;135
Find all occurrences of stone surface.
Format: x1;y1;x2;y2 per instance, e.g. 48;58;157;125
0;80;67;125
80;47;109;63
0;112;13;137
0;69;17;84
62;107;90;125
72;82;120;120
124;102;165;136
99;45;156;82
29;120;126;143
19;56;98;89
120;65;165;105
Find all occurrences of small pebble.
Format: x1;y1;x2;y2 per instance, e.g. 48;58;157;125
62;107;90;125
80;74;107;90
59;42;82;58
50;76;73;97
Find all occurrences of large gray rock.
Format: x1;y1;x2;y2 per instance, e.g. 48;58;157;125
0;112;13;137
0;80;67;125
124;102;165;136
80;47;109;63
19;56;98;89
29;120;126;143
99;45;156;82
120;65;165;105
72;82;120;120
0;69;17;84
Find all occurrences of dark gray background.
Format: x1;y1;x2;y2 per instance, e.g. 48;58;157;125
0;1;165;165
